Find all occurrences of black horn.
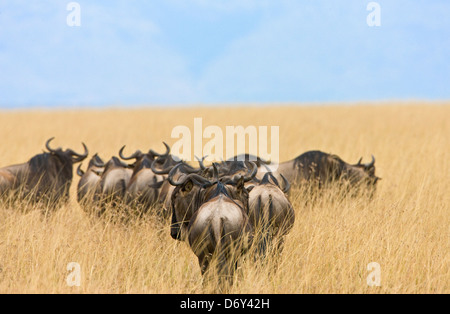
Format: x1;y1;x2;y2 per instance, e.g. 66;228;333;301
92;158;105;168
45;137;60;153
149;142;170;158
67;142;89;162
195;155;208;170
168;164;211;187
151;159;174;175
119;145;142;160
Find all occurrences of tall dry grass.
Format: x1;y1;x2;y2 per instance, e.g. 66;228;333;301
0;103;448;293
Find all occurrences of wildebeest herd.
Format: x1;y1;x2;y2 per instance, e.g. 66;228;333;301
0;138;380;288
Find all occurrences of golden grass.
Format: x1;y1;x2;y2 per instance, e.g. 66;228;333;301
0;103;448;293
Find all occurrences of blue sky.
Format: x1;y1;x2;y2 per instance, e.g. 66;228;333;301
0;0;449;108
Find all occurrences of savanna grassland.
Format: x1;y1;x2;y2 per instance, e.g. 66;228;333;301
0;103;448;293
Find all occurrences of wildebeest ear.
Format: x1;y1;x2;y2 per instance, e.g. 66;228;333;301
236;176;245;190
245;185;255;193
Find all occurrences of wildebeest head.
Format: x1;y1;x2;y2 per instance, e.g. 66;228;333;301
88;154;105;169
77;153;104;177
226;154;271;167
258;172;291;195
119;142;170;175
44;137;89;165
344;155;380;188
101;156;131;173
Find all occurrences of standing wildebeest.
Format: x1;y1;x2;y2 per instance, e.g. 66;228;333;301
76;154;105;209
269;151;380;193
96;157;133;211
200;158;294;260
248;172;294;259
0;137;88;206
150;153;203;219
119;143;169;215
169;163;257;289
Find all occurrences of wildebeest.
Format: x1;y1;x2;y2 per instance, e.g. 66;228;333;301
150;153;203;219
0;137;88;206
119;143;169;216
200;158;295;260
76;153;105;209
169;163;257;288
96;156;133;212
270;150;380;193
248;172;294;259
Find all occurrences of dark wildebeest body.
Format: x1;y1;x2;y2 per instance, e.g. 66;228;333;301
274;151;380;194
0;138;88;206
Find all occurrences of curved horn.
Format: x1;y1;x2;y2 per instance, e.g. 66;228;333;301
67;143;89;162
149;142;171;158
280;174;291;194
195;155;208;170
260;172;279;186
45;137;60;153
168;164;211;187
92;158;105;168
151;159;174;175
76;164;84;177
119;145;142;160
92;153;104;166
167;164;185;186
225;162;258;184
